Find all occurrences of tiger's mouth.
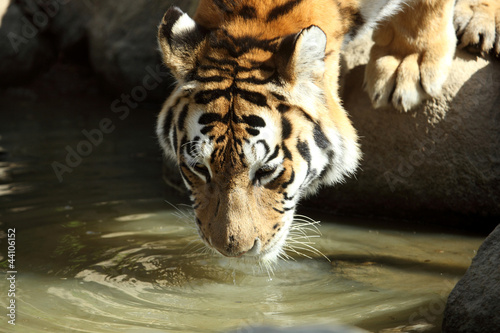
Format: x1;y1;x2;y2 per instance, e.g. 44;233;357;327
196;218;290;263
244;238;262;256
212;238;261;258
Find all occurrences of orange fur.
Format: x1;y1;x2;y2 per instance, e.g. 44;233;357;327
193;0;360;141
455;0;500;56
364;0;457;111
158;1;362;260
156;0;498;263
364;0;499;111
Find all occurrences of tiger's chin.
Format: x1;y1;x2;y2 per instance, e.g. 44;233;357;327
198;224;290;268
216;247;287;275
251;231;290;266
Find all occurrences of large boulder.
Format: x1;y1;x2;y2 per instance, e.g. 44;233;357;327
227;325;369;333
0;0;198;101
306;32;500;228
1;1;498;225
442;224;500;332
86;0;199;101
0;0;91;86
0;0;56;86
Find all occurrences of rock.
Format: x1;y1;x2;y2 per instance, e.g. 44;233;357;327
0;0;198;101
160;28;500;227
47;0;90;51
16;0;89;49
303;30;500;229
86;0;198;101
0;0;91;87
226;325;369;333
0;1;56;86
442;224;500;332
1;0;498;225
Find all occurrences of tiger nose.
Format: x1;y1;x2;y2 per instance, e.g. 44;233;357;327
213;237;260;257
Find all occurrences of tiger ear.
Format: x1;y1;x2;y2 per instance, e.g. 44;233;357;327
276;25;327;84
158;7;208;80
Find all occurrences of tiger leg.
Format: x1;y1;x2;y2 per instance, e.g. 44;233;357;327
455;0;500;57
364;0;456;112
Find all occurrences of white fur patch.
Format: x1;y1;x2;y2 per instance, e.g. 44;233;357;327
156;94;180;160
171;13;197;37
289;26;328;119
357;0;410;35
259;210;294;263
294;26;327;79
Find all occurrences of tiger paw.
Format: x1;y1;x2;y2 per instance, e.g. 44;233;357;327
364;34;456;112
454;0;500;57
365;50;422;112
364;2;457;112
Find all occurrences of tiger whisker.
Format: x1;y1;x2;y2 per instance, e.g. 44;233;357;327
282;213;329;261
283;245;314;259
164;200;198;236
290;229;319;238
259;258;276;278
277;249;294;261
183;237;206;254
284;241;329;261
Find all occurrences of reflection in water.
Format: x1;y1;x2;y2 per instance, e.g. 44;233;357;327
0;96;485;332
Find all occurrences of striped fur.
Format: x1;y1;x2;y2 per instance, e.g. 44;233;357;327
156;0;498;263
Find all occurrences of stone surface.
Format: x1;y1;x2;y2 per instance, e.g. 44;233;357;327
160;28;500;227
0;0;56;86
0;0;91;86
226;325;369;333
442;224;500;332
0;0;198;100
86;0;198;101
306;32;500;228
1;1;498;225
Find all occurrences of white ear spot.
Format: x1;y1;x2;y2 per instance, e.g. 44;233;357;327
286;26;327;114
171;13;197;36
294;26;327;78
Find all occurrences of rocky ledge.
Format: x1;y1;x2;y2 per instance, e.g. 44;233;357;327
1;1;498;227
442;224;500;333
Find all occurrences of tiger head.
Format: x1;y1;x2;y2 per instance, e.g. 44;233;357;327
157;7;360;264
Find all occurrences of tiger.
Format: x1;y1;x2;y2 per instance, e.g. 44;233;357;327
156;0;499;265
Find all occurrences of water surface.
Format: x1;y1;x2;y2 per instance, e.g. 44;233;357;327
0;93;484;332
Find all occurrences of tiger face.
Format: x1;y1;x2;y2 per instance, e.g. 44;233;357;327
156;5;360;263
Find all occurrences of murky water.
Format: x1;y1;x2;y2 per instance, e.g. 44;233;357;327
0;93;485;332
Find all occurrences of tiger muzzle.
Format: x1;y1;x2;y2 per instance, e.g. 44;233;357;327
205;186;262;257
